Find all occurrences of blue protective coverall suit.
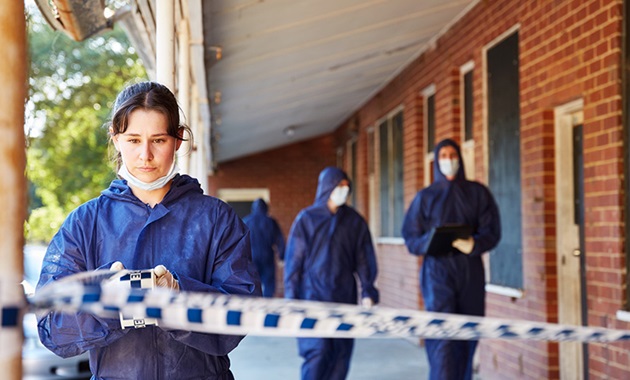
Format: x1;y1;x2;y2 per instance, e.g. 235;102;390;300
284;166;379;380
401;139;501;380
243;198;285;297
36;174;261;380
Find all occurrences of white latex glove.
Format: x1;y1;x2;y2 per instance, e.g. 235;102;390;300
361;297;374;308
154;265;180;291
452;237;475;254
110;261;125;271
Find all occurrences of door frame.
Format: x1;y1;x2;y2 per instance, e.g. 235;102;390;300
217;188;270;205
554;99;585;380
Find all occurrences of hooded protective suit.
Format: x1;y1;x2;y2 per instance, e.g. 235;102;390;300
36;174;261;380
243;198;285;297
402;139;500;380
284;166;379;380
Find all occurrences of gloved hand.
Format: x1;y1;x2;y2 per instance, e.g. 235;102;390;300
154;265;180;291
361;297;374;308
110;261;125;271
452;237;475;254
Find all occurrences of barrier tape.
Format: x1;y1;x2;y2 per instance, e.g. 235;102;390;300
20;269;630;343
1;279;27;358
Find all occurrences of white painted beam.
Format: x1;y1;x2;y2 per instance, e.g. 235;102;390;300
156;0;175;90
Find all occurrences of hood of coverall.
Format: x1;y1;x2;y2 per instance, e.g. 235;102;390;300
433;138;467;182
314;166;352;206
250;198;268;214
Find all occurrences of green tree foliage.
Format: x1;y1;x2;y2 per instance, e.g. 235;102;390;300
26;9;147;243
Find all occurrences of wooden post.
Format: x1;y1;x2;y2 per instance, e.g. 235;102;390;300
178;18;191;174
156;0;175;91
0;1;27;379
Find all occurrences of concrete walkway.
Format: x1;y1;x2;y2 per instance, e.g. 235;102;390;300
230;335;429;379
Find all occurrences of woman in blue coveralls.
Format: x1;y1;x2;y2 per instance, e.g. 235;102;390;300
243;198;285;298
284;166;379;380
402;139;501;380
36;81;261;379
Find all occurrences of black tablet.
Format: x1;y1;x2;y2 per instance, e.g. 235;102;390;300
425;224;474;256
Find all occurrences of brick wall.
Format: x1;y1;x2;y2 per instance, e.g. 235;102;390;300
332;0;630;378
211;0;630;377
208;134;337;242
208;134;337;297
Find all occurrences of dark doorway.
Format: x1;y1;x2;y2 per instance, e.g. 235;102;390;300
228;201;254;220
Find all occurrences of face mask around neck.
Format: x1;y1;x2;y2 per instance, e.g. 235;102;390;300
118;159;180;191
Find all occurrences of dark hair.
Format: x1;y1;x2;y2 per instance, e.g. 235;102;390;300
108;81;192;169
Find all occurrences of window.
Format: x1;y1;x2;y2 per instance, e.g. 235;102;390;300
422;85;436;186
426;94;436;152
378;109;404;237
336;146;344;168
486;30;522;289
367;127;377;233
460;61;475;179
462;63;474;141
345;138;358;206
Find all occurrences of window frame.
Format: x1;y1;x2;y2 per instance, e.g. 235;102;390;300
345;136;358;206
482;25;524;293
460;60;475;142
460;61;476;180
422;84;436;186
375;105;405;240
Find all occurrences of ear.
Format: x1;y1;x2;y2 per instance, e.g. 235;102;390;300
109;128;120;151
175;127;184;150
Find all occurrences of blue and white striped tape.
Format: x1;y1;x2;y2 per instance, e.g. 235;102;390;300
23;269;630;343
1;280;27;358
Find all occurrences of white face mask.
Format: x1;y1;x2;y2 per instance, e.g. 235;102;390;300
118;159;180;191
329;185;350;206
438;159;459;178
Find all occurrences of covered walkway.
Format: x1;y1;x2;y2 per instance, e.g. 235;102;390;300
230;335;429;379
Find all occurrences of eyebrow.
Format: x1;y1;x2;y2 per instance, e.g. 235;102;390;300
122;132;170;138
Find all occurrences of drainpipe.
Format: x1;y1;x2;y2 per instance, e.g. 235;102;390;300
156;0;175;91
0;1;27;378
178;18;191;174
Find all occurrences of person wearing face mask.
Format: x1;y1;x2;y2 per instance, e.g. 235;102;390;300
36;81;261;379
243;198;286;297
284;166;379;380
402;138;501;380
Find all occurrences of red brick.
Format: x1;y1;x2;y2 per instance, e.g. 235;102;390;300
213;0;628;377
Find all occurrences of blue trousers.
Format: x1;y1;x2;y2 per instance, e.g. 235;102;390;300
298;338;354;380
425;339;478;380
254;260;276;298
421;254;485;380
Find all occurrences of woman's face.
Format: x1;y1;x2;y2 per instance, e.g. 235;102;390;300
113;109;181;183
